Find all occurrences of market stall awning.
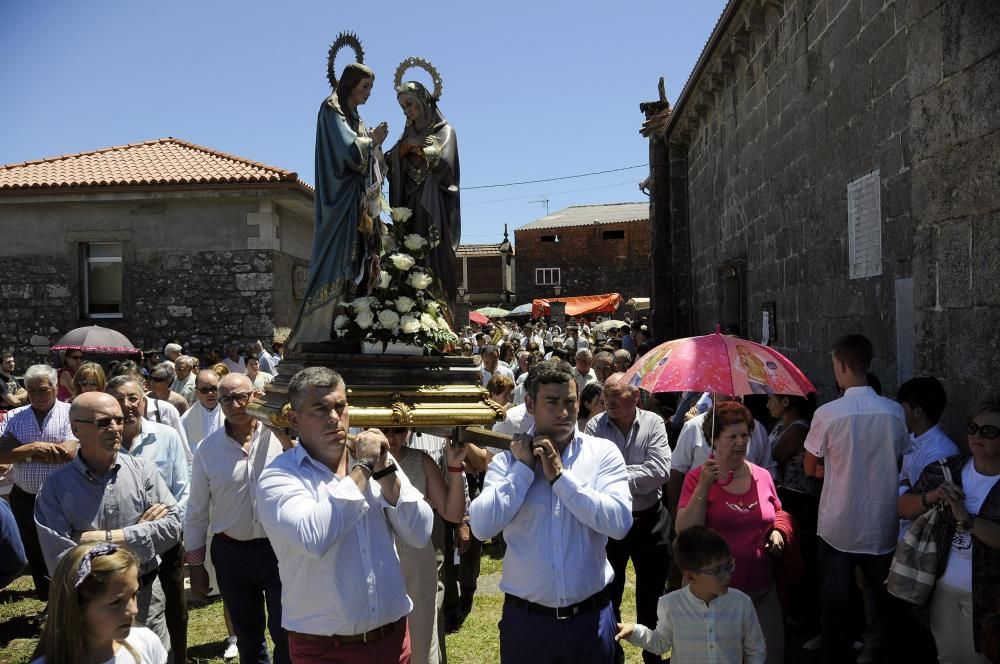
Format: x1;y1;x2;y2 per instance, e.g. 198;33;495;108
532;293;622;318
627;297;650;311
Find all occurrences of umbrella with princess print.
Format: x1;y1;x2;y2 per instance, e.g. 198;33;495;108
620;326;816;397
51;325;138;354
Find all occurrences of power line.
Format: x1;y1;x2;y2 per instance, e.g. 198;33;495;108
463;179;641;206
464;164;648;190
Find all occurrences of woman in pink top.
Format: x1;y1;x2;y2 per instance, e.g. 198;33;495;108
676;401;792;664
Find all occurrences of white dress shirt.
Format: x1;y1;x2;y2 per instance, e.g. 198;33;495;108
145;397;190;462
179;402;225;456
222;356;246;374
804;386;908;554
492;403;535;436
673;412;777;479
481;363;515;388
183;424;284;564
627;585;766;663
256;444;433;636
469;429;632;607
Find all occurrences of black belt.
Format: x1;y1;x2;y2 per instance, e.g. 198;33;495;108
214;532;268;545
505;586;611;620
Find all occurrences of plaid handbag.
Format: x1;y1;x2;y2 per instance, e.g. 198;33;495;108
886;462;953;605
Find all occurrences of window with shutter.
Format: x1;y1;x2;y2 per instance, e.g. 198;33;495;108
82;242;123;318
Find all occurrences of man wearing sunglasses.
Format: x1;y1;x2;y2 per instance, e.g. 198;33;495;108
186;373;290;664
180;370;225;457
34;390;181;655
0;364;77;603
107;374;191;663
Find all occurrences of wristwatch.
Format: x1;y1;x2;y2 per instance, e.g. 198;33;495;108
955;514;977;534
352;460;375;477
105;529;113;542
372;462;398;481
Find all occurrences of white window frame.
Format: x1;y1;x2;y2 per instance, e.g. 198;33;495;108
535;267;561;286
82;242;124;319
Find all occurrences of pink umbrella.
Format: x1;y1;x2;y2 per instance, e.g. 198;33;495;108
622;328;816;397
469;311;489;326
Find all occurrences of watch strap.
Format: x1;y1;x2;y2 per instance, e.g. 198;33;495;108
372;462;398;481
352;460;375;477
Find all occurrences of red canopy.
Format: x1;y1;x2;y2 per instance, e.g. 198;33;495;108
531;293;622;318
469;311;489;325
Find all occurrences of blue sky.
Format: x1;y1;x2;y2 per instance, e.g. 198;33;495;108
0;1;727;243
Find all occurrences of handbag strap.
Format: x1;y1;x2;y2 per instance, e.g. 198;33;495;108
940;459;953;485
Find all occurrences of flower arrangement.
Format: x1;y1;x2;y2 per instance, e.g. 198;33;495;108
335;207;458;354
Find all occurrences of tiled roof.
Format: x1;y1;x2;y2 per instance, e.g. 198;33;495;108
0;138;310;193
515;202;649;231
457;243;505;257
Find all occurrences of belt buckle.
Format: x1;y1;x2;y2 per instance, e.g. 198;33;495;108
555;605;579;620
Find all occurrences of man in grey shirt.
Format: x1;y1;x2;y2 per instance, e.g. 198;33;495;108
585;373;671;664
34;391;181;655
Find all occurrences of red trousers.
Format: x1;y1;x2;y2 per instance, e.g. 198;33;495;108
288;618;411;664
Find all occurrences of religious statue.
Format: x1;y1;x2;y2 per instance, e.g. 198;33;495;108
289;33;389;347
386;57;461;321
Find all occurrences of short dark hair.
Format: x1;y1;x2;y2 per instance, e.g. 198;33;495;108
832;334;873;373
702;401;755;443
481;344;498;356
673;526;731;572
526;359;576;400
288;366;344;410
247;353;260;362
896;376;948;424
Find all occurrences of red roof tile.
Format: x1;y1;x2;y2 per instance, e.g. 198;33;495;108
457;243;506;257
0;138;309;192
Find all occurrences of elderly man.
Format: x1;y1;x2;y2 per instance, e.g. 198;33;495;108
34;391;181;652
470;360;632;663
148;362;190;417
593;351;615;384
180;370;225;457
107;374;191;663
586;373;671;664
164;342;183;366
171;355;198;406
186;373;290;664
0;352;28;410
480;345;514;388
258;367;433;663
612;349;632;374
253;340;279;375
573;348;597;395
222;342;246;374
0;365;76;601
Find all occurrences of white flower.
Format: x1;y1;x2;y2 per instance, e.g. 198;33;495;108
356;311;375;329
407;271;434;290
378;309;400;329
394;296;415;313
424;301;440;315
381;234;397;253
420;312;437;331
399;315;421;334
378;271;392;289
389;253;416;271
390;207;413;223
351;296;374;313
334;314;348;330
403;234;428;252
436;316;452;332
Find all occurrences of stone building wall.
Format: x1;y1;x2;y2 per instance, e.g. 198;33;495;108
648;0;999;435
0;189;313;368
514;220;652;305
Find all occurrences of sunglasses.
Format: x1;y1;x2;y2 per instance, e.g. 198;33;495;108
197;386;219;394
220;392;253;405
968;422;1000;440
75;416;125;428
691;558;736;580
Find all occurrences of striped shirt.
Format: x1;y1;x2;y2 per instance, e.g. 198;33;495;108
0;402;75;494
627;585;766;663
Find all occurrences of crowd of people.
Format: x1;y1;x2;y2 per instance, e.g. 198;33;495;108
0;324;998;664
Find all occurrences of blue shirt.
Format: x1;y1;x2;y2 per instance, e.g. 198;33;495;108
586;409;671;511
469;429;632;607
124;419;190;519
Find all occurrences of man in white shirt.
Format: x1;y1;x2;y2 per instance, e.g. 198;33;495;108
803;334;912;664
572;348;598;395
179;371;225;458
185;373;290;664
257;367;433;662
221;343;247;375
480;345;515;388
470;359;632;663
895;376;959;511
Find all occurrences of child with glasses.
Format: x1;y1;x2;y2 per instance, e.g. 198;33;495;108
615;526;766;663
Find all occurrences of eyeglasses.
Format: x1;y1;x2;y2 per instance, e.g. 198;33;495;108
220;392;253;405
113;395;142;405
196;386;219;394
968;421;1000;440
75;416;125;428
691;558;736;580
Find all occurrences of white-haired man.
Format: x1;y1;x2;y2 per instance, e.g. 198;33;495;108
0;364;77;601
164;343;183;366
573;348;597;395
171;355;198;406
180;370;225;457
